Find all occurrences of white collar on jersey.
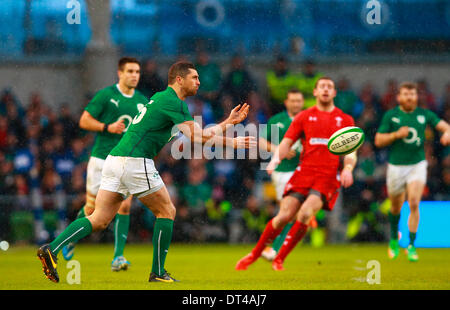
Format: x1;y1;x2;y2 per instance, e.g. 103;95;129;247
116;84;134;98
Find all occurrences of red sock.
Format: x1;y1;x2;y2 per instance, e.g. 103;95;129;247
275;221;308;262
251;219;283;257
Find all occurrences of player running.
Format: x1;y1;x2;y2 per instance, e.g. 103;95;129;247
374;82;450;262
236;77;358;271
62;57;147;271
37;61;255;283
259;89;304;261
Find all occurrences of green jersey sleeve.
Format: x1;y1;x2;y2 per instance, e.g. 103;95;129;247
377;110;393;133
84;90;106;119
163;99;194;125
425;109;441;128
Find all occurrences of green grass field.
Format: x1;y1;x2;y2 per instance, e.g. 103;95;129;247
1;243;449;290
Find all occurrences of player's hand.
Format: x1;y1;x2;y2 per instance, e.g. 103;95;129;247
107;119;126;134
233;136;257;149
440;131;450;146
394;126;409;139
227;103;249;125
266;157;280;175
340;167;354;188
285;149;297;159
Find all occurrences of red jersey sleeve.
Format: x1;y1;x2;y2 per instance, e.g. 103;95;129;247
284;112;304;142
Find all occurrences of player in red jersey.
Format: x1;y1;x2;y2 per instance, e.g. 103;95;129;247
236;77;358;271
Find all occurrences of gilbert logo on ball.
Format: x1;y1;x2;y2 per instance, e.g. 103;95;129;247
327;126;365;155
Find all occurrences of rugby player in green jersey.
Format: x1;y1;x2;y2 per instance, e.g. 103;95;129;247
61;57;148;271
375;82;450;262
37;61;255;283
259;89;304;261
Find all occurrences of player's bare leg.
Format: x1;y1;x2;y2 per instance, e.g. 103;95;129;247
235;195;302;270
405;181;425;262
272;194;323;270
138;186;178;282
388;191;405;259
87;190;124;231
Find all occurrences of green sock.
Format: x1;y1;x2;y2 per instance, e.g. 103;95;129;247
388;211;401;240
76;206;86;219
151;218;174;276
409;232;417;246
272;222;293;252
49;217;93;255
114;214;130;258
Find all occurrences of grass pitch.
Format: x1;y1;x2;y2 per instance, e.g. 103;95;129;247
1;243;449;290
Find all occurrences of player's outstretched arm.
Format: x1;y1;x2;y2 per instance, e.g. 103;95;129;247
203;103;250;136
435;120;450;146
341;152;357;188
266;137;294;174
374;126;409;148
79;111;125;134
178;120;256;149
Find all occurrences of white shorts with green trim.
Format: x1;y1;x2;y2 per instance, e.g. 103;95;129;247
271;170;295;201
387;160;427;196
86;156;105;196
100;155;164;198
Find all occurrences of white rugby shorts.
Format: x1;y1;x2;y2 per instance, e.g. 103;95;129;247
386;160;428;196
271;170;295;201
86;156;105;196
100;155;164;198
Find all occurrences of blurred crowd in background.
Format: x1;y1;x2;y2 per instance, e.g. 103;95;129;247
0;52;449;246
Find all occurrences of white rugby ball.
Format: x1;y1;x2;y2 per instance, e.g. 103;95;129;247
327;126;365;155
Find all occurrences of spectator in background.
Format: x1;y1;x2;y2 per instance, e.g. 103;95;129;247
356;83;382;145
137;59;164;99
186;96;215;126
334;77;362;118
266;55;300;114
195;51;222;117
296;59;322;109
221;55;256;105
440;83;450;119
381;79;398;111
180;159;212;215
241;196;276;242
417;79;437;112
58;104;78;146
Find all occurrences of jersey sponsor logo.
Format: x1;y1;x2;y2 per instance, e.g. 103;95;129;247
137;103;145;112
403;127;421;146
417;115;425;124
391;117;400;123
335;116;343;127
110;99;120;107
309;138;328;145
308;116;318;122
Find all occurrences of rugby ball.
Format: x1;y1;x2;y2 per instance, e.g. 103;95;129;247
327;126;365;155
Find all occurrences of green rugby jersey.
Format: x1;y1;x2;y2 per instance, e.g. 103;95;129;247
261;111;301;172
377;106;441;165
84;84;148;160
110;87;194;159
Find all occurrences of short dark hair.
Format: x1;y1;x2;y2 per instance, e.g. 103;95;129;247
118;57;140;71
398;82;417;93
286;88;302;96
314;76;334;89
168;61;196;84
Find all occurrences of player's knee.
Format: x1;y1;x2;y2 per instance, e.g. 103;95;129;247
89;216;109;231
297;208;313;224
409;200;420;212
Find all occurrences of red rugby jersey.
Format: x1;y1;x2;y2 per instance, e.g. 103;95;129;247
284;105;355;176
